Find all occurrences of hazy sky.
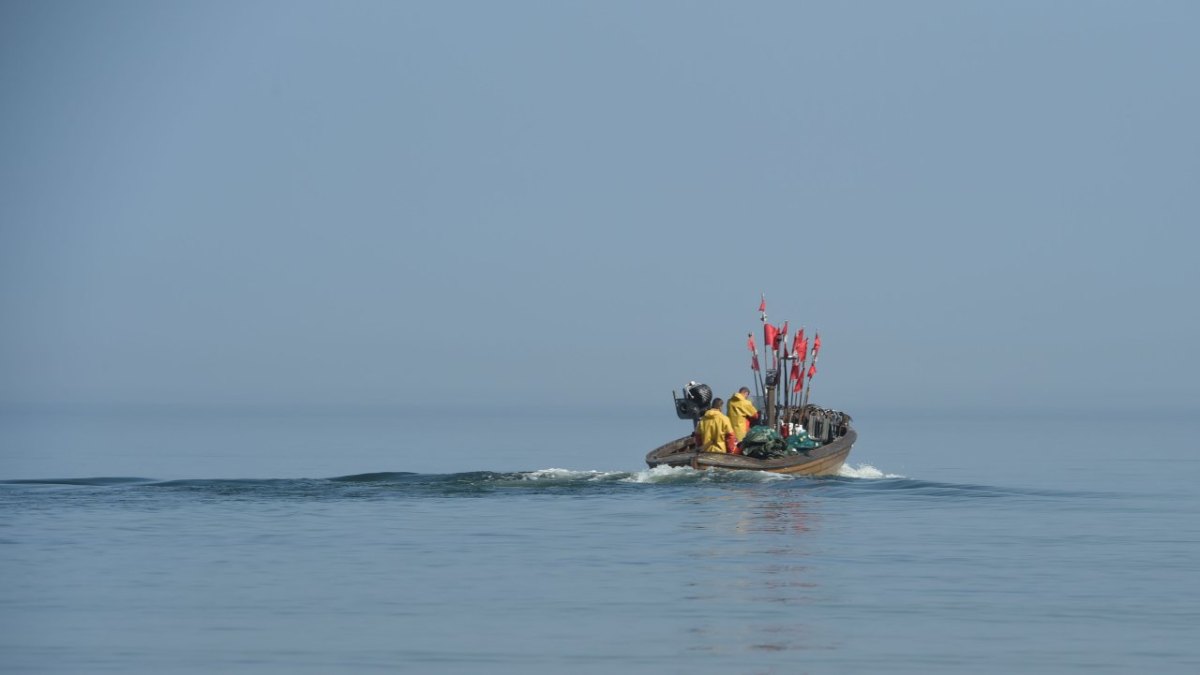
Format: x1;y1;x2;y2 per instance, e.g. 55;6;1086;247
2;0;1197;413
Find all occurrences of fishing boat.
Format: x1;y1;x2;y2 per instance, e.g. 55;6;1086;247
645;402;856;475
645;299;857;475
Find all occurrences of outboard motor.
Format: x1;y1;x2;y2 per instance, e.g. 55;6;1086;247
673;381;712;421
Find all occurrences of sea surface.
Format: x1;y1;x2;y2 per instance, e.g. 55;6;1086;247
2;405;1198;674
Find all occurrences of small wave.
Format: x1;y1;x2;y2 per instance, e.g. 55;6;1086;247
149;478;301;488
813;476;1097;502
328;472;422;483
0;477;153;487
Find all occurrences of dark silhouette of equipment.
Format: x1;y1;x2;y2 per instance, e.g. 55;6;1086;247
673;382;712;421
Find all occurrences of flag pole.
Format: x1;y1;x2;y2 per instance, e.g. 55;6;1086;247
779;321;789;415
789;328;805;427
801;332;821;411
759;295;785;430
748;333;765;403
781;350;789;416
758;294;770;414
764;322;781;430
759;294;772;373
793;330;809;428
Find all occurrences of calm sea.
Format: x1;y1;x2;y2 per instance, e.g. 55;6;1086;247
2;405;1198;674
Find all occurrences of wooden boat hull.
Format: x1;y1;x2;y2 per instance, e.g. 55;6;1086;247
645;428;856;476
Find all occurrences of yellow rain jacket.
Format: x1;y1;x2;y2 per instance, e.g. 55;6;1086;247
694;408;737;453
727;392;759;441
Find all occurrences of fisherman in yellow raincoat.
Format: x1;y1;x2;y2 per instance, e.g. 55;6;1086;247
726;387;759;442
694;398;740;454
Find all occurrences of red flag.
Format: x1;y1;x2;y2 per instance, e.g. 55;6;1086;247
790;361;801;382
797;337;808;360
813;333;822;355
780;321;788;338
751;354;760;371
747;334;756;353
758;295;766;313
793;373;804;393
764;324;778;352
793;329;805;357
807;363;817;379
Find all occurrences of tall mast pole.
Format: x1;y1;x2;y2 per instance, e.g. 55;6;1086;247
801;332;821;411
748;333;765;403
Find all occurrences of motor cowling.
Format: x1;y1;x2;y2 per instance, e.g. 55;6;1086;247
674;382;712;420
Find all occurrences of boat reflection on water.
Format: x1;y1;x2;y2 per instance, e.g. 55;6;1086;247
674;489;838;655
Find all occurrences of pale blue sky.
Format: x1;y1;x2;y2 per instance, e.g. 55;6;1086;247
2;0;1197;412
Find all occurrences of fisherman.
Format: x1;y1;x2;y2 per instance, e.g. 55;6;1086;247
694;398;740;454
726;386;759;442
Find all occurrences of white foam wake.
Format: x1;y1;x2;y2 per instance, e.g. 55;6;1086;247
622;464;698;483
519;464;903;483
622;465;794;484
837;463;903;479
520;468;622;481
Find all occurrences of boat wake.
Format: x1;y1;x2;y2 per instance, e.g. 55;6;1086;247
1;467;1098;504
0;464;893;494
837;463;904;479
